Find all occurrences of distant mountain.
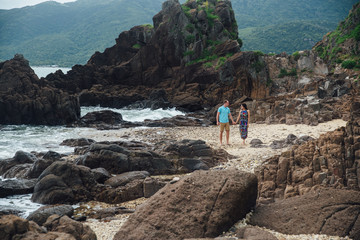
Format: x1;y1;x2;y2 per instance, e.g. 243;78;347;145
0;0;164;66
0;0;358;66
231;0;359;54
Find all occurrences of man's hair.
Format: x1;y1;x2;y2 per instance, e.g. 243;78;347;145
224;100;229;104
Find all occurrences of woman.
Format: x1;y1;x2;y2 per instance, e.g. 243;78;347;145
236;103;250;145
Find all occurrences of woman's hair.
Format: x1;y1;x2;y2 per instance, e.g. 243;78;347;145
241;103;248;110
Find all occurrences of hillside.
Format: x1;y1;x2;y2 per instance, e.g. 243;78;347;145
313;2;360;69
0;0;163;66
0;0;358;66
232;0;359;53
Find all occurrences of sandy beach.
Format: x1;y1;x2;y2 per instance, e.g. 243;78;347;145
81;119;352;240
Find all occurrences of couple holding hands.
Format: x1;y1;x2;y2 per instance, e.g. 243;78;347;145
216;100;250;145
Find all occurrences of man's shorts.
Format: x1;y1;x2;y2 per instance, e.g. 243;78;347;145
220;122;230;132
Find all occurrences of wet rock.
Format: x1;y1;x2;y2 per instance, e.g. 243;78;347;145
113;170;258;240
31;161;99;204
27;205;74;226
61;138;96;147
0;178;37;198
250;188;360;239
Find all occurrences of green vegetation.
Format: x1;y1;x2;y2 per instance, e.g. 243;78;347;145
292;51;300;61
185;24;195;33
132;44;141;49
185;35;196;45
203;62;213;68
142;24;154;29
251;60;265;73
183;50;195;57
278;68;297;78
341;60;357;69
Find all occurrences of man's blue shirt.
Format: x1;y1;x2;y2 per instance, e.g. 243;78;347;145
218;105;230;123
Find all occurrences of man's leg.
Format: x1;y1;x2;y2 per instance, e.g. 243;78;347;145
219;131;223;145
219;123;225;145
226;130;230;144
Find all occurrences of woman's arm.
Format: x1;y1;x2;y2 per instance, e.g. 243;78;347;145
235;110;240;123
248;110;250;127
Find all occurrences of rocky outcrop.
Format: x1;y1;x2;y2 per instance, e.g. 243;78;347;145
0;214;96;240
113;170;258;240
43;0;274;113
0;54;80;125
250;188;360;239
256;96;360;202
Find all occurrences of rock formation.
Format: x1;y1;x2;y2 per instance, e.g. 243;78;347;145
0;54;80;125
255;96;360;202
113;170;258;240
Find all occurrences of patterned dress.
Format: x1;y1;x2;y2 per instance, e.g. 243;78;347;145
239;110;248;139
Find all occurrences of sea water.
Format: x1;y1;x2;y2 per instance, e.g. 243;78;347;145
31;66;71;78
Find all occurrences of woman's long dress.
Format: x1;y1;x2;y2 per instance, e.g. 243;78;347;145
239;110;248;139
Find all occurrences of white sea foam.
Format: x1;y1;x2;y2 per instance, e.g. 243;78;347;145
81;106;185;122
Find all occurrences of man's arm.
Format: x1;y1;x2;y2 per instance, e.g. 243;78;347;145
216;111;220;125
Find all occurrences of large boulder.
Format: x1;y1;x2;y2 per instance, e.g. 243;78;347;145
0;54;80;125
113;170;258;240
250;188;360;239
31;161;99;204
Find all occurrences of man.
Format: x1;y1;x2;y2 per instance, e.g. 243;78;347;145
216;100;235;145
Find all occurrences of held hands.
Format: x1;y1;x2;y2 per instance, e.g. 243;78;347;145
217;121;220;126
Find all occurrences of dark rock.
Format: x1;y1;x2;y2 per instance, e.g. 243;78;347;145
96;178;145;204
61;138;96;147
27;205;74;226
80;110;123;125
269;140;286;149
250;139;264;148
113;170;258;240
43;214;97;240
91;167;111;184
0;151;37;176
0;209;22;217
42;151;62;161
104;171;150;188
0;54;80;125
31;161;99;204
294;135;314;145
285;134;297;144
26;158;58;179
143;177;167;198
250;188;360;239
0;178;37;198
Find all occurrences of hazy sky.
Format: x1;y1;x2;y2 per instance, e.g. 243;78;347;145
0;0;76;10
